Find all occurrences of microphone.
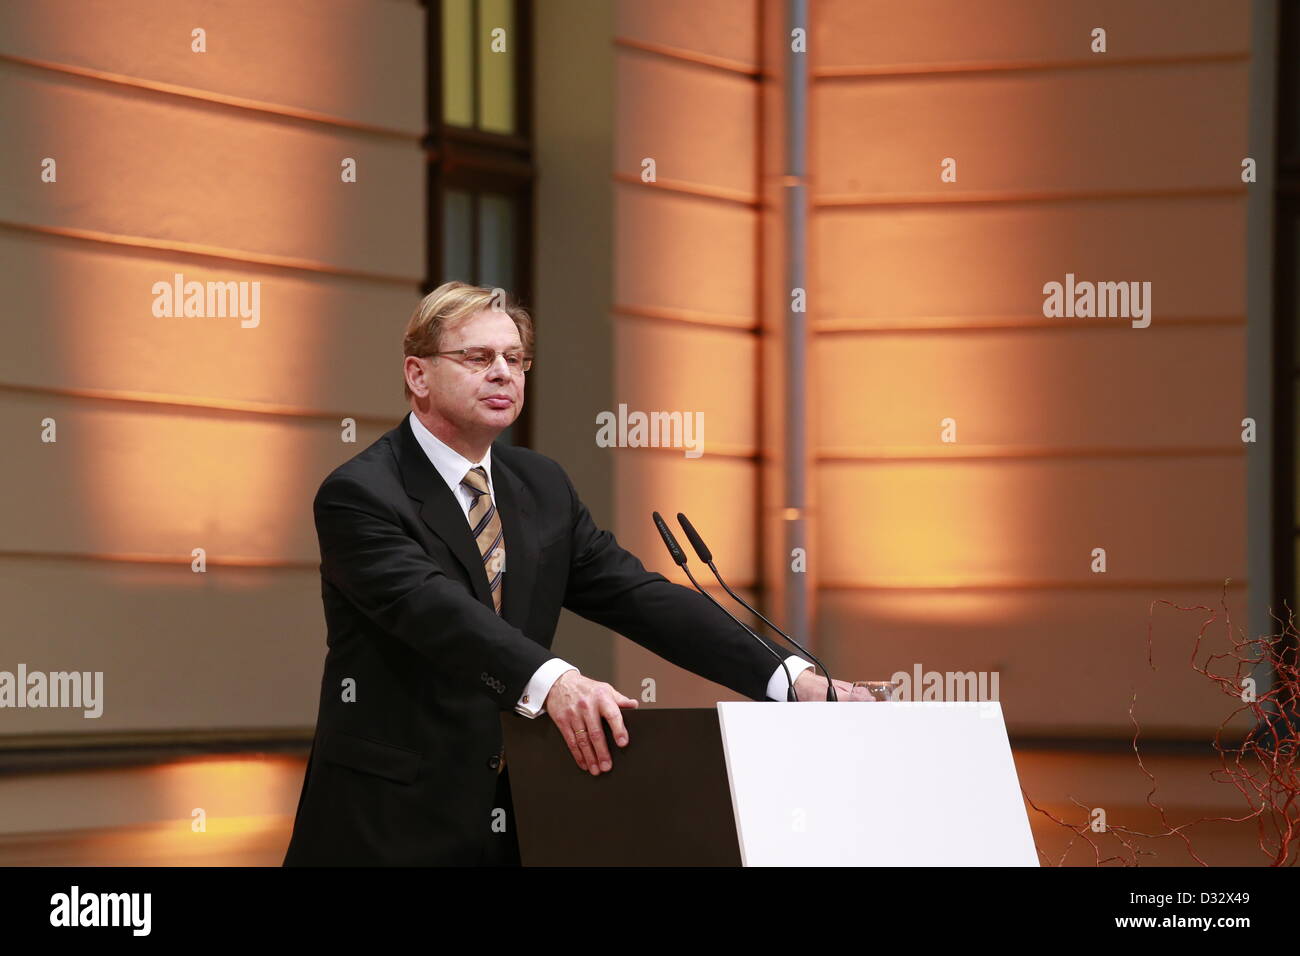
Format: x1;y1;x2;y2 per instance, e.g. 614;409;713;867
676;511;839;702
652;511;799;702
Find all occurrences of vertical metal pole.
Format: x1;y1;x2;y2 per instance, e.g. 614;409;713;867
784;0;810;646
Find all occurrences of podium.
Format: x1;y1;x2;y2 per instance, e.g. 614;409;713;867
501;701;1039;866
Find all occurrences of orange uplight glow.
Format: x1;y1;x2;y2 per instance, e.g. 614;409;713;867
151;755;292;821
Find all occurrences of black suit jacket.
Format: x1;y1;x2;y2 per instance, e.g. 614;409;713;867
282;413;787;865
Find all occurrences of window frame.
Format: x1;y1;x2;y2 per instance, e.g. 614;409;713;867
424;0;536;448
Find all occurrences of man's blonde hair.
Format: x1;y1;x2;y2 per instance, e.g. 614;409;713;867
402;281;535;401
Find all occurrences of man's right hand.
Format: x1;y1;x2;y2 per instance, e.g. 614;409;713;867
543;670;638;776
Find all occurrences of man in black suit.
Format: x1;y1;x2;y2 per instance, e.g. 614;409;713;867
283;281;867;866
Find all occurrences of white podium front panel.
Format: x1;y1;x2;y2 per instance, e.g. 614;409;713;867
716;701;1039;866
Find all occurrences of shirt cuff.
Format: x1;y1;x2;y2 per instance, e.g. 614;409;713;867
515;658;580;718
767;655;814;701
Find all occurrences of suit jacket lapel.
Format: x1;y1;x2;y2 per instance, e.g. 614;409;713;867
394;414;539;630
491;454;539;630
395;415;493;608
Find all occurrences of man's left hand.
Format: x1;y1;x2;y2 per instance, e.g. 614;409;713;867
792;669;876;701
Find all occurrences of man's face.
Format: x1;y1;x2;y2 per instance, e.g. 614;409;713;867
417;309;525;445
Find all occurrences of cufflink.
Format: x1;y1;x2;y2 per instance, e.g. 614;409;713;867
522;695;529;703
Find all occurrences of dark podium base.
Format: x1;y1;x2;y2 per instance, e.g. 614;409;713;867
501;707;742;866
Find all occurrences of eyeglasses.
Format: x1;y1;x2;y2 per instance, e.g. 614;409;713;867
427;347;533;373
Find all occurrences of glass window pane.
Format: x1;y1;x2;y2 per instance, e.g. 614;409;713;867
442;0;474;127
443;190;473;282
477;193;515;291
478;0;516;133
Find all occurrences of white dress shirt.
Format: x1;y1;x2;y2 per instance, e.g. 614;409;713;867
408;411;815;716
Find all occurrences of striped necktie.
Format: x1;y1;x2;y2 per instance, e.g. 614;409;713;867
461;465;505;615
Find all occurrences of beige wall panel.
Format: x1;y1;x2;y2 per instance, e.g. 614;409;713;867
813;0;1249;72
0;557;325;734
0;391;393;560
615;318;757;453
615;184;757;320
613;451;757;586
813;62;1248;197
817;457;1245;585
0;0;424;133
813;324;1244;451
814;197;1244;324
0;231;416;418
616;50;757;197
534;0;621;687
616;0;759;67
819;585;1255;736
0;61;424;278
